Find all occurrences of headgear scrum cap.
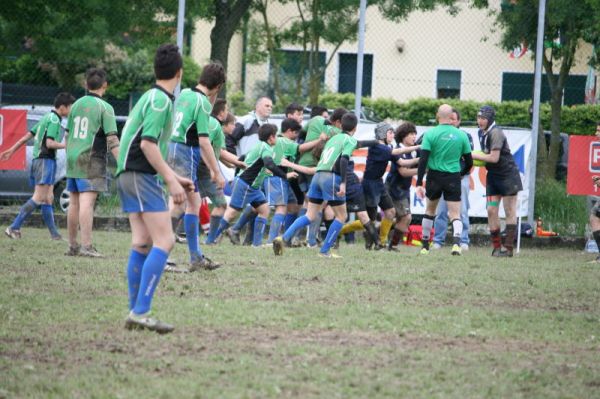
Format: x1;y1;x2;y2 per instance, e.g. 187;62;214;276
477;105;496;126
374;122;393;141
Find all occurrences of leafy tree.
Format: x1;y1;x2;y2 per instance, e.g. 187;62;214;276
493;0;600;179
198;0;254;98
0;0;205;89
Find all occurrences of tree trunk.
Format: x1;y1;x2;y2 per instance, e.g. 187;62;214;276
210;0;253;99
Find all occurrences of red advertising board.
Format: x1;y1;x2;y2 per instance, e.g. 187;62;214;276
0;109;27;170
567;135;600;195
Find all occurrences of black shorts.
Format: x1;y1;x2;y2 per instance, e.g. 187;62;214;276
362;178;394;211
298;172;314;193
346;193;366;213
425;170;462;202
486;172;522;197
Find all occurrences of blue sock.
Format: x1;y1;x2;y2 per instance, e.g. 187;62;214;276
268;213;286;243
205;215;223;244
308;212;322;246
126;249;147;311
11;199;39;230
41;204;60;237
132;247;169;315
253;216;268;246
184;214;202;261
293;207;308;239
233;206;252;231
284;213;297;231
214;218;231;240
283;215;312;242
320;219;343;254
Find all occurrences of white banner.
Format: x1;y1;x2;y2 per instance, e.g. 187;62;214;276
351;126;533;218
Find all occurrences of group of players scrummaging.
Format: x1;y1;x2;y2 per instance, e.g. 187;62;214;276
1;43;526;334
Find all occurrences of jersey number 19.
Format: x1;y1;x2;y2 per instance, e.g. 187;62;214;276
72;116;89;139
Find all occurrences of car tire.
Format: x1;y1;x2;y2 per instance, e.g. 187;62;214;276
53;180;70;213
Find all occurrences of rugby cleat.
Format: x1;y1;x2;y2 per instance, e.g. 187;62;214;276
189;256;221;272
272;236;285;256
226;228;241;245
451;244;462;256
125;313;174;334
79;245;104;258
492;247;513;257
4;226;21;239
318;251;342;259
65;244;81;256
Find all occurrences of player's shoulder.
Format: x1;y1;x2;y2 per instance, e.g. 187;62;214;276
96;97;116;116
48;111;60;124
208;116;220;128
148;87;172;112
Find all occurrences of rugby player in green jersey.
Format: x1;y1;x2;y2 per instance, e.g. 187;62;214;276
167;63;226;271
3;93;74;240
117;44;194;333
264;118;326;243
65;68;119;257
212;124;312;247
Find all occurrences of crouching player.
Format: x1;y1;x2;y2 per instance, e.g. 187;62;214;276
117;44;194;334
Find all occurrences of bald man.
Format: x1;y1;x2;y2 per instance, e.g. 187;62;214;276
232;96;273;156
415;104;473;256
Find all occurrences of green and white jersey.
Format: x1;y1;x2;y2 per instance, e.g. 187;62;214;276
273;135;299;166
421;124;471;173
116;85;174;176
316;132;357;173
66;94;118;178
207;116;226;159
170;87;211;147
238;140;274;189
197;116;227;180
31;110;62;160
297;116;340;167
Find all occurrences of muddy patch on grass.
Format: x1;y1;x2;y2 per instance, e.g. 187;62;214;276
2;325;597;372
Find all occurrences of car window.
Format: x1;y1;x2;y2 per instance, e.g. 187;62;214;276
26;118;37;146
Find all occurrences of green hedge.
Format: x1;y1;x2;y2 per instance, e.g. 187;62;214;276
312;93;600;135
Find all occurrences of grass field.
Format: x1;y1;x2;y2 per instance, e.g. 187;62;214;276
1;228;599;398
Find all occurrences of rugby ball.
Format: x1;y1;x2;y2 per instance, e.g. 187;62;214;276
472;150;486;167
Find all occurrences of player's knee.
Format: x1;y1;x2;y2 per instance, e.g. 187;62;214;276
131;242;151;255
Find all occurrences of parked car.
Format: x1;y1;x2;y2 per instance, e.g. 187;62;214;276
0;104;126;212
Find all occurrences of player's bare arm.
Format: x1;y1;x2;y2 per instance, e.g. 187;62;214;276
280;158;316;175
0;132;34;160
219;149;246;169
45;137;65;150
391;145;420;155
107;134;120;159
298;133;328;154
